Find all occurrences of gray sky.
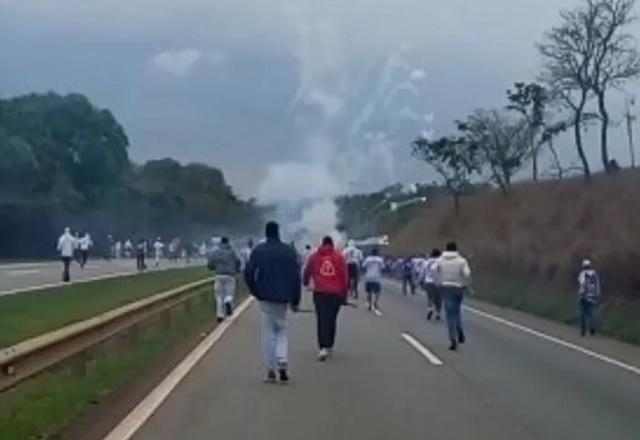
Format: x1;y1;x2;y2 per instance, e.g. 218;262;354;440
1;0;639;198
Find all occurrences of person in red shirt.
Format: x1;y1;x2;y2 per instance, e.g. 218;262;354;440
303;236;349;361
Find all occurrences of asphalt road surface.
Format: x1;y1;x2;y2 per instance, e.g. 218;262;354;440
0;259;200;295
129;280;640;440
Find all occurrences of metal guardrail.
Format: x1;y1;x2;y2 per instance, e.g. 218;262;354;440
0;278;213;392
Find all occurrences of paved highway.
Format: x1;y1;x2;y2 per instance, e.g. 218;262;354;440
127;280;640;440
0;259;200;295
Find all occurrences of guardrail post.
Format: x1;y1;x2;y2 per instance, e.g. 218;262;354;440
162;309;172;330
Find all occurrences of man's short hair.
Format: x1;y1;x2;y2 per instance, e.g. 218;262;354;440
446;241;457;252
322;236;334;246
265;221;279;239
221;236;229;245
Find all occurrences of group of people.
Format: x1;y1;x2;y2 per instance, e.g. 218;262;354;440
56;227;94;282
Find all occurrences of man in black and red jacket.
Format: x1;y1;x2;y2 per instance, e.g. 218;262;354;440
303;236;349;362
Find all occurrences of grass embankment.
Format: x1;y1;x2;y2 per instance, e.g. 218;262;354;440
476;275;640;346
0;283;239;440
0;266;210;348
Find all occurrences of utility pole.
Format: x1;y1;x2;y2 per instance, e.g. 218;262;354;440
625;96;637;169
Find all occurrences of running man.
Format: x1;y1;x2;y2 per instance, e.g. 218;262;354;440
343;240;364;299
401;257;415;295
423;249;442;320
153;238;165;267
245;222;301;383
207;237;242;322
578;259;601;337
362;248;386;311
57;227;76;282
438;242;471;351
79;232;93;268
304;236;349;362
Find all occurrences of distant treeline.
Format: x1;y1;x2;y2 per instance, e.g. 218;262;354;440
0;92;261;258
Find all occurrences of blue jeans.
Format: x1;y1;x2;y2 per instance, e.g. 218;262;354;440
442;286;465;343
580;299;597;335
259;301;288;371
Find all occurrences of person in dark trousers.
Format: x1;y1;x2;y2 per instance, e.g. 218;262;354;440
578;259;601;336
136;238;147;271
57;227;76;282
402;257;415;295
245;222;301;383
303;236;349;362
423;248;442;320
438;242;471;351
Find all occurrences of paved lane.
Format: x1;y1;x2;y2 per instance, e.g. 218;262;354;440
0;259;201;295
127;281;640;440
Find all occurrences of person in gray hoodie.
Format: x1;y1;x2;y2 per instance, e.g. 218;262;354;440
207;236;242;322
438;241;472;351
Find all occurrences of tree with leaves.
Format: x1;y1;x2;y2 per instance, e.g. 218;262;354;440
507;82;548;181
411;136;480;213
457;110;531;196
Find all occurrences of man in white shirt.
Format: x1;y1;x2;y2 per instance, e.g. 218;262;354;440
57;227;76;282
153;238;165;267
422;249;442;321
438;241;472;351
78;233;93;268
343;240;364;299
362;248;386;311
239;239;254;270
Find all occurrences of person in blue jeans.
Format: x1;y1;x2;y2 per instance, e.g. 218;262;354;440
578;259;601;337
437;242;472;351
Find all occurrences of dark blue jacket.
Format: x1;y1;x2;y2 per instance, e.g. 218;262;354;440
244;238;301;306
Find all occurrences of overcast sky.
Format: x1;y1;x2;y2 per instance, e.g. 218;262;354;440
1;0;639;198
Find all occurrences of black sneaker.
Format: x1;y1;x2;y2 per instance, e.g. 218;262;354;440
449;340;458;351
427;310;434;320
458;332;466;344
278;369;289;383
217;317;224;324
224;302;233;317
265;370;277;384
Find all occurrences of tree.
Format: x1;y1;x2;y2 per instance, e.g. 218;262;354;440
411;136;480;214
507;82;548;181
588;0;640;172
538;2;600;178
457;110;530;196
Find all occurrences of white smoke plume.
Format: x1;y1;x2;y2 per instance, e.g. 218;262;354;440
256;5;434;247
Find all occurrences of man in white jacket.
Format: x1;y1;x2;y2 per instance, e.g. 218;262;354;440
438;241;472;351
79;233;93;268
57;227;76;282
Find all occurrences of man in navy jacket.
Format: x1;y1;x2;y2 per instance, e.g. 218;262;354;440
244;221;301;383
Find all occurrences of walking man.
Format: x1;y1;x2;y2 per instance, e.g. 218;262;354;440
401;257;415;295
578;259;601;336
136;238;147;271
79;232;93;268
423;249;442;320
304;236;349;362
207;237;242;322
153;238;165;267
239;239;254;270
245;222;301;383
57;227;76;282
438;242;471;351
343;240;363;299
362;248;386;312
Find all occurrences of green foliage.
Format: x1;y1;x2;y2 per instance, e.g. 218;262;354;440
0;92;260;257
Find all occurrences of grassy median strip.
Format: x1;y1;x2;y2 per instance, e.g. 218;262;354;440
0;266;210;348
476;275;640;346
0;285;237;440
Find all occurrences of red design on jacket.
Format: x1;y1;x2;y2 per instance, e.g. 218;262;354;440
303;244;349;297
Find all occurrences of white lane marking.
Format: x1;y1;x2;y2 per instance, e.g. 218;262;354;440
103;297;254;440
0;264;197;296
401;333;444;366
7;269;40;276
464;306;640;376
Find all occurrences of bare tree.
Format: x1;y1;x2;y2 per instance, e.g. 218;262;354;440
538;3;600;178
457;110;530;196
589;0;640;172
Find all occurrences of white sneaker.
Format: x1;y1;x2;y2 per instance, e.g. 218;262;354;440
317;348;328;361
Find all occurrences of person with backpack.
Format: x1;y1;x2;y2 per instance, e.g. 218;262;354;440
438;242;471;351
207;237;242;323
578;259;601;337
423;248;442;321
245;222;301;383
303;236;349;362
